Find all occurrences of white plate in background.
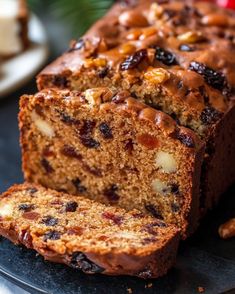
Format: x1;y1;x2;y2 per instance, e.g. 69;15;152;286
0;14;49;98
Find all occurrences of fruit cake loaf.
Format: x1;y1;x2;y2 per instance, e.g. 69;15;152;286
0;0;29;57
0;183;180;279
36;0;235;213
19;88;204;238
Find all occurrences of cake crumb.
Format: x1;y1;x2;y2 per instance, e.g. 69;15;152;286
145;283;153;288
127;288;132;294
198;286;205;293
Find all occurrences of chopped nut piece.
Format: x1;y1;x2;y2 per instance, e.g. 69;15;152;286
119;10;149;27
149;3;164;20
155;151;177;173
178;31;205;43
31;111;55;138
218;218;235;239
0;203;13;218
144;68;170;84
119;43;136;55
84;58;107;68
152;179;171;195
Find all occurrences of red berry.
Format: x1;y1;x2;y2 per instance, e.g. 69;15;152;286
216;0;235;9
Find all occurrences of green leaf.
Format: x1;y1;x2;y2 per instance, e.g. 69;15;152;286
28;0;114;36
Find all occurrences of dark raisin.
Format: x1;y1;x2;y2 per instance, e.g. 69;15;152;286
120;49;147;71
145;204;164;220
43;231;61;241
189;62;228;92
163;9;177;19
65;201;78;212
98;67;109;78
198;85;209;104
41;158;54;173
61;145;82;160
53;76;68;88
79;120;100;149
200;106;223;125
171;184;180;195
171;203;180;213
124;139;134;153
99;123;113;139
104;185;120;202
145;222;167;235
60;112;79;125
43;146;55;157
83;164;102;177
155;47;178;66
179;44;195;52
19;230;33;248
26;187;38;195
68;38;85;52
72;178;87;193
102;212;123;225
70;252;104;273
18;204;35;212
41;216;59;227
80;137;100;149
174;130;195;148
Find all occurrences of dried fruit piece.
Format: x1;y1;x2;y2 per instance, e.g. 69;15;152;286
65;201;78;212
200;106;223;125
189;61;228;92
70;252;104;273
79;120;100;149
69;38;85;52
174;130;195;148
99;123;113;139
61;145;82;160
144;68;170;84
43;231;61;241
19;230;33;248
102;212;123;225
41;158;54;173
104;184;120;202
98;67;109;78
137;134;159;150
72;178;87;193
120;49;147;71
52;76;68;88
22;212;40;220
41;216;59;227
154;47;178;66
145;204;163;220
18;204;35;212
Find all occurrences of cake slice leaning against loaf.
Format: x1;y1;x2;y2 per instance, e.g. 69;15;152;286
19;88;204;238
0;183;180;279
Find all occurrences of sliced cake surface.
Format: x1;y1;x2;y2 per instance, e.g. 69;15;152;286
37;0;235;213
0;183;180;279
19;88;204;238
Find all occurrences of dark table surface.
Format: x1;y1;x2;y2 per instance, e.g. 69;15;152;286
0;4;235;294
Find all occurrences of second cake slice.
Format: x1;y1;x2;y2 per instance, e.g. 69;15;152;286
0;183;179;278
19;88;204;238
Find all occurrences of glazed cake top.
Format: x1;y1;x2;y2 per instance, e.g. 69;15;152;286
39;0;235;132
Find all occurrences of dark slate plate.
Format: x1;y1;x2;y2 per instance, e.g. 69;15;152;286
0;74;235;294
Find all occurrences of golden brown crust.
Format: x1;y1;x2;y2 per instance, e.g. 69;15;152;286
0;183;180;278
